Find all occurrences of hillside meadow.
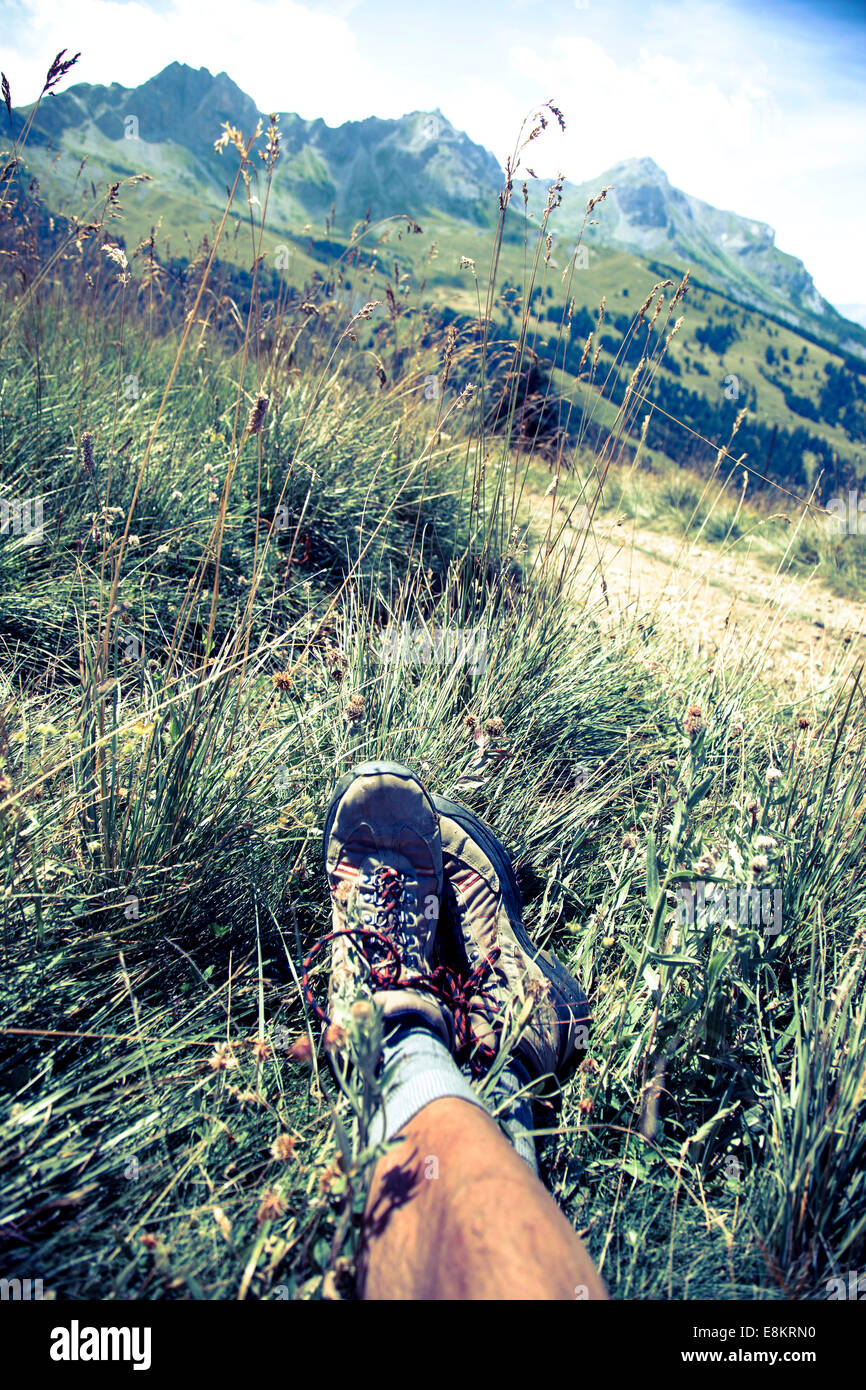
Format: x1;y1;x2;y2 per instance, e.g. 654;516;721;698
1;88;866;1301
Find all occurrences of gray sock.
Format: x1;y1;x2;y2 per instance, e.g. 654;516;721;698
368;1024;489;1146
492;1058;539;1173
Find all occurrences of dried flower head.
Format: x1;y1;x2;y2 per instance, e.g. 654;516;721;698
44;49;80;95
102;241;129;284
287;1034;314;1066
212;1206;232;1241
273;671;293;691
754;835;776;850
258;114;281;172
270;1133;298;1162
256;1188;287;1224
684;705;704;737
82;431;95;473
324;645;348;683
246;391;269;436
209;1042;237;1072
484;715;505;738
343;693;365;723
323;1022;348;1051
318;1160;343;1196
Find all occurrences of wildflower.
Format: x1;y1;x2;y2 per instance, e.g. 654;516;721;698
750;855;769;873
324;647;348;683
525;977;549;1006
208;492;219;506
464;713;478;732
170;490;183;502
128;534;140;548
754;835;776;850
343;693;365;723
231;1087;265;1107
621;832;637;851
140;1232;159;1251
333;880;352;906
684;705;704;737
797;716;810;730
246;391;269;436
319;1160;343;1196
0;773;12;795
212;1207;232;1241
251;1037;271;1064
484;715;505;738
270;1133;297;1162
287;1034;314;1065
323;1022;347;1050
156;543;169;556
82;431;95;473
578;1097;594;1115
273;671;293;691
766;766;783;785
209;1042;237;1072
256;1188;287;1224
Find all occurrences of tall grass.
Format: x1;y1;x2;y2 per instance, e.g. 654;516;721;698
1;77;865;1300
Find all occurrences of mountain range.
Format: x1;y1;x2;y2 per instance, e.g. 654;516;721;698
12;61;864;360
6;61;866;495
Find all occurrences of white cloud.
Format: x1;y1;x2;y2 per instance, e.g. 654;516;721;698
2;0;380;123
499;30;866;304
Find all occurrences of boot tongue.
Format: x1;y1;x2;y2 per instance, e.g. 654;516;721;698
358;854;428;975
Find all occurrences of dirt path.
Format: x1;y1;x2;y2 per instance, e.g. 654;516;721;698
532;505;866;701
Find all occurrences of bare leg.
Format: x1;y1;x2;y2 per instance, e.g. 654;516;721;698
359;1096;608;1300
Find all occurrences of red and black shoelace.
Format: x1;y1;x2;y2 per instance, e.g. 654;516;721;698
301;863;502;1071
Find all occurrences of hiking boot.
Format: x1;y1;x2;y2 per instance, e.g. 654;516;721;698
432;793;590;1079
320;761;452;1045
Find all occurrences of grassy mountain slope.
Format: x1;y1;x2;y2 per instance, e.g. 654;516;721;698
10;63;865;501
2;74;866;1305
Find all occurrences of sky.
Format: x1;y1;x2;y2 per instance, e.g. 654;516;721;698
1;0;864;306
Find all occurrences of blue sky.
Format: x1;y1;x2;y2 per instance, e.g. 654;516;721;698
1;0;864;305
